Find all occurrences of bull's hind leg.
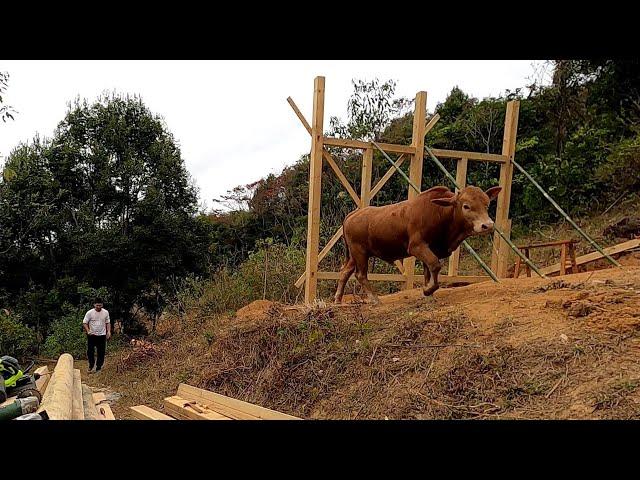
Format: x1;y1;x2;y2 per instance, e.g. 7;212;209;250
334;256;356;304
353;253;380;305
409;243;441;297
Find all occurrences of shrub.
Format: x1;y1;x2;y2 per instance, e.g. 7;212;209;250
42;305;88;359
0;311;37;358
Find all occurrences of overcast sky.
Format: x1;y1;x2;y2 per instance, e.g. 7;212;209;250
0;60;545;210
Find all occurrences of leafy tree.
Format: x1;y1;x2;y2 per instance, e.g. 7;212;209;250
0;93;211;339
0;71;16;123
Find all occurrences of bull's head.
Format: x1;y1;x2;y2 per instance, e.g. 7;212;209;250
431;185;501;235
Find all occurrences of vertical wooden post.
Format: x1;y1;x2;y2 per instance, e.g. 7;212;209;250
491;100;520;278
560;243;568;275
304;76;325;304
448;157;468;277
403;91;427;290
361;148;373;208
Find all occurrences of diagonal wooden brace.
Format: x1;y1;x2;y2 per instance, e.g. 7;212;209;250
287;97;360;205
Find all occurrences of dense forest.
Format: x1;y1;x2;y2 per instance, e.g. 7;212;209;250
1;60;639;358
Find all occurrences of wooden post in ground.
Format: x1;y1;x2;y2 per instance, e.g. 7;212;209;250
361;148;373;208
304;76;326;304
403;91;427;290
491;100;520;278
448;157;468;276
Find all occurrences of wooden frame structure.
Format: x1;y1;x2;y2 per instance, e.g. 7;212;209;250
290;76;520;304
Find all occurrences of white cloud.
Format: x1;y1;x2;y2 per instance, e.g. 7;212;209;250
0;60;544;210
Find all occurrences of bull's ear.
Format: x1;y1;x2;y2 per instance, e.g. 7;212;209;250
485;186;502;201
431;196;456;207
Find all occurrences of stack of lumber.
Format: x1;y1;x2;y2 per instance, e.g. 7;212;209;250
0;353;115;420
131;383;300;420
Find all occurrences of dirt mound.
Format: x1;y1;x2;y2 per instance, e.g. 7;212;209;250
235;299;279;321
94;266;640;420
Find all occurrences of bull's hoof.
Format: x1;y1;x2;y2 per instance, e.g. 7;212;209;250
423;286;439;297
334;296;343;304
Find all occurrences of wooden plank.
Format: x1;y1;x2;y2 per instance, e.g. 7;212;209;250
316;271;490;284
324;152;360;205
370;154;406;199
560;243;568;275
539;239;640;276
82;384;101;420
164;395;232;420
37;353;74;420
517;239;579;249
34;366;50;395
93;392;107;403
72;369;84;420
429;148;507;163
130;405;175;420
177;384;300;420
404;91;427;290
97;403;115;420
448;157;468;277
361;148;373;208
323;137;415;155
304;76;326;304
491;100;520;277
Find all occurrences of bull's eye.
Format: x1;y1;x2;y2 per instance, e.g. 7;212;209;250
463;204;470;210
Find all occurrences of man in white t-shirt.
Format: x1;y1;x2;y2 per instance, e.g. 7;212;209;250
82;298;111;374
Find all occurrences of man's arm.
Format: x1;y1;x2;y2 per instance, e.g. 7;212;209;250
105;312;111;340
83;312;91;335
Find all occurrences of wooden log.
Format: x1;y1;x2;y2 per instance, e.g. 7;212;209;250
37;353;74;420
540;239;640;276
164;395;232;420
130;405;175;420
72;369;84;420
177;384;301;420
82;384;102;420
34;366;51;395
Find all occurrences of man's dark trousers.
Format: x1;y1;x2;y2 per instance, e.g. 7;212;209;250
87;334;106;370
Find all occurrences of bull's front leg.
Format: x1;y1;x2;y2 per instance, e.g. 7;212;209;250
408;242;441;297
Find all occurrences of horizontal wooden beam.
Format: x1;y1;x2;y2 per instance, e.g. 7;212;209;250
517;239;580;249
316;271;490;284
323;137;416;155
539;239;640;276
429;148;507;163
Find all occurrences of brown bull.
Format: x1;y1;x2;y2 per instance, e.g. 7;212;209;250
334;184;502;305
